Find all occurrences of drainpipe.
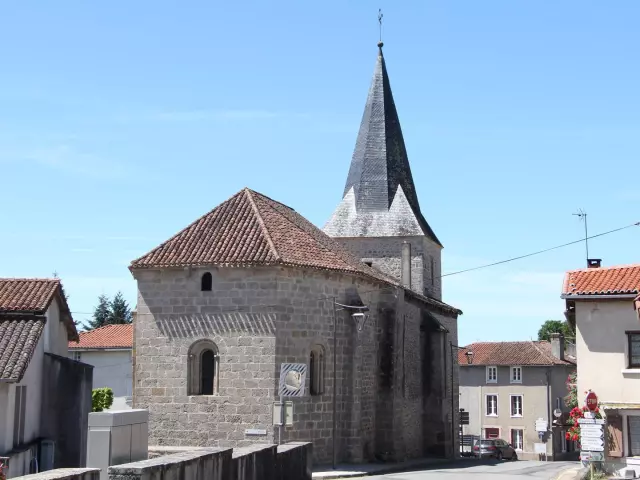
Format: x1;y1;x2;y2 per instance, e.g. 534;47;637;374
546;369;552;461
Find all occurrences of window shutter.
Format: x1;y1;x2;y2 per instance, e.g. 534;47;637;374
607;414;624;458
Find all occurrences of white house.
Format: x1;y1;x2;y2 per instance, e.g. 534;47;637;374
0;278;92;478
562;262;640;475
68;324;133;410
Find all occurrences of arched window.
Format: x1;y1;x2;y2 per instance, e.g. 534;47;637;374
201;272;212;292
188;340;219;395
309;344;325;396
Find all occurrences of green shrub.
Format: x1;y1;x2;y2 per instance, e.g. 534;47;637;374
92;387;114;412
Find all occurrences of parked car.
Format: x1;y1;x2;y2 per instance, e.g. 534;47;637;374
473;439;518;461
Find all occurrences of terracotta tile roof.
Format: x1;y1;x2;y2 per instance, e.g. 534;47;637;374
0;278;60;312
0;314;46;381
130;188;462;316
562;264;640;296
70;324;133;349
457;341;575;366
0;278;79;341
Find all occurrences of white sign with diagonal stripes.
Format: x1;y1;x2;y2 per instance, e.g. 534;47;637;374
278;363;307;397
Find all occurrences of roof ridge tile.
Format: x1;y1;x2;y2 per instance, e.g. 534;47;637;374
244;188;281;262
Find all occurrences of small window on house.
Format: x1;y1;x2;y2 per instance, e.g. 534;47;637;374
510;394;523;417
628;332;640;368
485;394;498;416
510;366;522;383
309;344;325;396
188;340;219;395
13;385;27;447
201;272;213;292
486;366;497;383
629;416;640;456
73;351;82;362
364;261;373;267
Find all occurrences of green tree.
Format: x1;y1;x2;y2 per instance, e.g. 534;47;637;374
87;294;112;330
109;291;133;324
537;320;574;341
92;387;114;412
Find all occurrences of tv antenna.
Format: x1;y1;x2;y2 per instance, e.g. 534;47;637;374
573;209;589;265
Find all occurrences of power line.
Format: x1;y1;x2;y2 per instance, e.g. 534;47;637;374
441;221;640;278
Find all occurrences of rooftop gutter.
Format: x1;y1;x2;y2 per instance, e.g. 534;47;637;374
561;293;638;300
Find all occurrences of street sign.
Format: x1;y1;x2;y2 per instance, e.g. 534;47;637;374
581;441;604;452
581;430;604;439
581;451;604;462
535;418;548;432
578;418;605;425
553;409;563;418
585;391;598;412
460;411;470;426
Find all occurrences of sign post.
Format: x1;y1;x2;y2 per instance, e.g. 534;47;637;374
535;418;549;461
581;391;602;477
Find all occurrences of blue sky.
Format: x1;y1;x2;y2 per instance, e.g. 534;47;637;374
1;1;638;344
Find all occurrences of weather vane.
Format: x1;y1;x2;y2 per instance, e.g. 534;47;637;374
378;9;384;43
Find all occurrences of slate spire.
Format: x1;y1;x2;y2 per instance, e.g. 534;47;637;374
325;42;441;246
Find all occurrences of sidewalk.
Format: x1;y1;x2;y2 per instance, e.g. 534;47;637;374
554;466;584;480
312;457;459;479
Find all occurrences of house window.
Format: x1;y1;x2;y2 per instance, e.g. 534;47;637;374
511;429;524;451
484;427;500;439
13;386;27;447
486;394;498;416
628;416;640;456
364;261;373;267
628;332;640;368
309;345;325;396
188;340;219;395
201;272;213;292
486;366;497;383
510;395;523;417
561;430;567;453
510;366;522;383
73;351;82;361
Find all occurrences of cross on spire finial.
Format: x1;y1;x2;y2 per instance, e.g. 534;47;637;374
378;9;384;48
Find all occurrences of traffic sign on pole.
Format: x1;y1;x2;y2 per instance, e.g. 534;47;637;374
585;391;598;412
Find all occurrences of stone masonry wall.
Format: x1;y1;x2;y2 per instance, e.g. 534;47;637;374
335;236;442;300
133;265;458;465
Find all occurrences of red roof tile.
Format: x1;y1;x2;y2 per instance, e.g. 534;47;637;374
0;278;60;312
70;324;133;349
562;264;640;296
0;314;46;381
458;341;574;366
130;188;461;316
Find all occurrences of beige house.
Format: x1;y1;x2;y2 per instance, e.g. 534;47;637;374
563;262;640;475
458;337;577;461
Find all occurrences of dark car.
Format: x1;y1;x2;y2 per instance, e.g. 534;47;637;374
473;439;518;461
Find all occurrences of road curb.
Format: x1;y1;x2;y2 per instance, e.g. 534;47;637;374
312;458;477;479
553;466;584;480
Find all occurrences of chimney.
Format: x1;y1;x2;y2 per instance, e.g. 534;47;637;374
550;333;565;361
401;242;411;289
587;259;602;269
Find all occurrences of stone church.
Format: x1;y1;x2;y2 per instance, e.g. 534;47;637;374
130;41;462;465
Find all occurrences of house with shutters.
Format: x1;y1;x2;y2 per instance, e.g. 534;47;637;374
130;40;462;465
562;262;640;475
0;278;92;477
458;337;577;461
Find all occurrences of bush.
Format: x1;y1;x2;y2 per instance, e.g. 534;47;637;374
92;387;114;412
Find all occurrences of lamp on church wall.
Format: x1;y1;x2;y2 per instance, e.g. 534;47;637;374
465;350;474;365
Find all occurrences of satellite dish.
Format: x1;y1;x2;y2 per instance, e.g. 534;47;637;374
554;409;563;418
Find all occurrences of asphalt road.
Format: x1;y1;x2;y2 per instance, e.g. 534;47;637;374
358;460;576;480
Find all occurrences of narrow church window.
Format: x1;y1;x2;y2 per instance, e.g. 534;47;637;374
430;257;435;286
188;340;219;395
309;345;325;395
201;272;213;291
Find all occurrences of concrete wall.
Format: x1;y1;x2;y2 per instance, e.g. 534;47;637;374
108;448;232;480
70;350;132;399
10;468;100;480
0;383;9;452
231;444;276;480
276;442;312;480
40;353;93;469
45;299;70;358
133;265;457;465
575;299;640;403
459;365;574;460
